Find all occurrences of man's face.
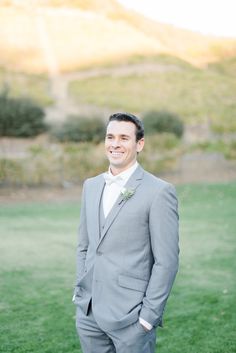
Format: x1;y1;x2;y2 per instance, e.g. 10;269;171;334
105;120;144;174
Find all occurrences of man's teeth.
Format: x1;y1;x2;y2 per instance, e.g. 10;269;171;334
111;152;123;155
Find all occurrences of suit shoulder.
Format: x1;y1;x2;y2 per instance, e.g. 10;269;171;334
141;171;178;210
143;171;172;189
83;173;104;186
141;171;177;199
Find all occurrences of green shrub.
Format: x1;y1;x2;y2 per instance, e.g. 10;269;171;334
142;110;184;138
0;88;47;137
142;133;180;151
0;141;108;186
139;133;181;174
51;115;105;143
192;140;236;160
0;158;24;185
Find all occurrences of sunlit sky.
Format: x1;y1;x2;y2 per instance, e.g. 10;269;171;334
117;0;236;38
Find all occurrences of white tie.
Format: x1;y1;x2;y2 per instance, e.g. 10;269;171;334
103;174;123;186
103;174;123;217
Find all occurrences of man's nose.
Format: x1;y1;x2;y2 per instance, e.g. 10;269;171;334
111;139;120;148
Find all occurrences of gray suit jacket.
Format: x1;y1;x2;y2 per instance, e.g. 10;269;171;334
74;165;179;331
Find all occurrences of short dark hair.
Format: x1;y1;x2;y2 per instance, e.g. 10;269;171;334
108;112;144;141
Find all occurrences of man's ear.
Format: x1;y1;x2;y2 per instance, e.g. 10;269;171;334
136;138;145;153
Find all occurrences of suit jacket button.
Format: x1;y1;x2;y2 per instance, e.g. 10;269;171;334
97;251;102;256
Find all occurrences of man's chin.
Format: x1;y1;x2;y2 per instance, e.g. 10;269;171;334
109;161;126;171
109;159;124;166
109;163;123;170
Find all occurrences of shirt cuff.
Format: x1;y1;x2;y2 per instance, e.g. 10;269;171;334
139;317;153;330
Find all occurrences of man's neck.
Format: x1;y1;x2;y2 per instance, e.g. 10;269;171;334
109;161;138;176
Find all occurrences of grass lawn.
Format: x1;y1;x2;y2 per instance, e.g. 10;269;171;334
0;183;235;353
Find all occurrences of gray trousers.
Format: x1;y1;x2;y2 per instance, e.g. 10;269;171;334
76;306;157;353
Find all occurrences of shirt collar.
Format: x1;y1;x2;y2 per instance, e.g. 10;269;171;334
108;161;139;183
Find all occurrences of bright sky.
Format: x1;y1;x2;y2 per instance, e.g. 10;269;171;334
117;0;236;38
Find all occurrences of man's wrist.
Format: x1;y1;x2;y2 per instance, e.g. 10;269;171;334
139;317;153;331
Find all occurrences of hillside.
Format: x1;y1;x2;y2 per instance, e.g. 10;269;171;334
67;54;236;133
0;0;236;73
0;0;235;134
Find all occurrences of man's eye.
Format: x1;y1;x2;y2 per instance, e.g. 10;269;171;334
106;136;113;139
121;137;128;141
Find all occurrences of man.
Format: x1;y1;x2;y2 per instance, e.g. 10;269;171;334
73;112;179;353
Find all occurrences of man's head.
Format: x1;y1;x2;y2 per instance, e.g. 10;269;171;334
108;112;144;142
105;113;145;175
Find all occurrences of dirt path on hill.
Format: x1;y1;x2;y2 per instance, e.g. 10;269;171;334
46;62;181;123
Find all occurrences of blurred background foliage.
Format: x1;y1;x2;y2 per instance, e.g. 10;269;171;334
0;88;47;137
0;0;236;187
50;115;106;143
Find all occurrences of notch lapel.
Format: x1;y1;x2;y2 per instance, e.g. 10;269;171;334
93;176;105;244
97;166;144;247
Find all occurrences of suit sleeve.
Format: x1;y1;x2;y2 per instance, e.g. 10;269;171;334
75;180;89;285
140;183;179;327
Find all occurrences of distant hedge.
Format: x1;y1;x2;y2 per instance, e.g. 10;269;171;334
0;89;47;137
51;115;106;143
142;110;184;138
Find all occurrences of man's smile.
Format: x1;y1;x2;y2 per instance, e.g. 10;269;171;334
110;151;124;157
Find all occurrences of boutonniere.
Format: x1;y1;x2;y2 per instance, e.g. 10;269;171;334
118;187;135;204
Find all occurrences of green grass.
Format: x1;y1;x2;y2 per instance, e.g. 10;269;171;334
158;183;236;353
0;183;236;352
0;202;81;353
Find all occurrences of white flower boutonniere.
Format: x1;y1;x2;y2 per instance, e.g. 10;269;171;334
119;187;135;204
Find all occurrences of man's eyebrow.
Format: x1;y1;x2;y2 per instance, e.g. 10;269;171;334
120;134;130;138
106;133;130;138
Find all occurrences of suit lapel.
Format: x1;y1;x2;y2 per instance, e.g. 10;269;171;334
93;175;105;244
97;166;144;247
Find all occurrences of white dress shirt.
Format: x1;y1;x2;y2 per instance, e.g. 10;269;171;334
103;162;138;218
103;162;153;331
